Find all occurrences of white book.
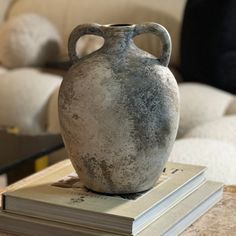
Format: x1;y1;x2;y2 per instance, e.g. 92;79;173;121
0;181;223;236
2;159;206;235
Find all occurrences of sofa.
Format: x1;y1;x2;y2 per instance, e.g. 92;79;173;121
0;0;236;185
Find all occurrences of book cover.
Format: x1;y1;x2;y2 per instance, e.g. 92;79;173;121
2;159;206;235
0;181;223;236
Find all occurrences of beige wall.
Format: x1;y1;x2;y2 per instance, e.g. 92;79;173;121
5;0;187;67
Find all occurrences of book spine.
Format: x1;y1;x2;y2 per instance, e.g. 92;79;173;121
6;160;70;191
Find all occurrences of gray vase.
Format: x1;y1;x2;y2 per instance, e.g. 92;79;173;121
58;23;179;194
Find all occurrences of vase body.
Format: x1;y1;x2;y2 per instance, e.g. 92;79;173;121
58;23;179;194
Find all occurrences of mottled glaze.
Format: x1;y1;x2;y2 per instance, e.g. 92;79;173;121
58;23;179;194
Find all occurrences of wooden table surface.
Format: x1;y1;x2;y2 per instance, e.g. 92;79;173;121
0;186;236;235
182;185;236;235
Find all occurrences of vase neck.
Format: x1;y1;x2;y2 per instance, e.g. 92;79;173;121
101;24;135;53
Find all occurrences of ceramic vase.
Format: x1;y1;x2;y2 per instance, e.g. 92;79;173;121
58;23;179;194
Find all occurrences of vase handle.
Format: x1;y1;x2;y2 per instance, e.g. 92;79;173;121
68;23;103;64
133;23;171;67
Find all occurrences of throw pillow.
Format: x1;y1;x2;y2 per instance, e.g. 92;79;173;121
47;86;61;134
184;116;236;146
0;68;61;134
169;138;236;185
177;83;233;137
0;66;7;75
225;97;236;115
0;13;61;68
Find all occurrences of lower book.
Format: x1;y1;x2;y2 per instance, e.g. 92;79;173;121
0;181;223;236
1;160;207;235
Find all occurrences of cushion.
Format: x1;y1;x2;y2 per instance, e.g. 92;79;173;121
169;138;236;185
47;86;61;134
184;116;236;146
0;66;7;75
0;13;61;68
0;68;61;134
177;83;233;138
225;97;236;115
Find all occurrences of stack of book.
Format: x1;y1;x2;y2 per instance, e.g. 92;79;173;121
0;159;223;236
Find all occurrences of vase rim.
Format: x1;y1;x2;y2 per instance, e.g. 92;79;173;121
103;23;135;28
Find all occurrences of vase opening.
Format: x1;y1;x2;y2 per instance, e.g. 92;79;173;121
105;24;134;28
110;24;133;27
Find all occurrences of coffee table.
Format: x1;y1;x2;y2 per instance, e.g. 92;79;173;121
182;185;236;235
0;130;64;184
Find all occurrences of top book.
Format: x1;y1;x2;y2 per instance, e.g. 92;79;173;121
2;159;206;235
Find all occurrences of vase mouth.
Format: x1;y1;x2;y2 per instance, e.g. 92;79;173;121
103;23;135;29
104;24;134;27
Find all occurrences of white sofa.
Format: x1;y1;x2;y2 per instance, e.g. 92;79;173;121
0;0;236;184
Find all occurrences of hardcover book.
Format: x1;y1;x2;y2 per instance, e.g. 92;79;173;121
0;181;223;236
2;159;206;235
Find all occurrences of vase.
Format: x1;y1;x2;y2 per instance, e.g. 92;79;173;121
58;23;179;194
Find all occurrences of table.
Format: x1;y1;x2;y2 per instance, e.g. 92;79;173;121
182;185;236;235
0;130;64;184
